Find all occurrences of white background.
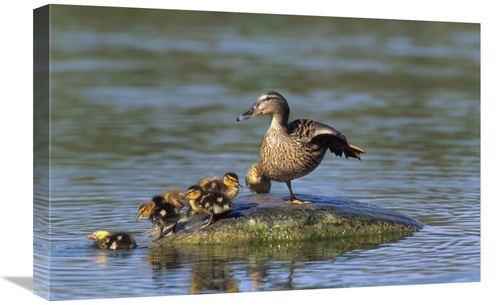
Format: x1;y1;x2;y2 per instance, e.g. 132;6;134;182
1;1;497;304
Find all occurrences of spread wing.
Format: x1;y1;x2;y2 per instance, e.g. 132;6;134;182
288;119;364;159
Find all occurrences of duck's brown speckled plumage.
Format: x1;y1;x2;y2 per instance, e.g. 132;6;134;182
237;91;365;204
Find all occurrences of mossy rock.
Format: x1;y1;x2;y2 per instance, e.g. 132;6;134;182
147;193;424;245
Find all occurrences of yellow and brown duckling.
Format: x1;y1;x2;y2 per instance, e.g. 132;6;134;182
184;184;233;227
136;199;154;222
199;172;243;200
237;91;365;205
136;196;181;241
160;188;188;209
245;162;271;194
86;230;137;249
198;176;218;188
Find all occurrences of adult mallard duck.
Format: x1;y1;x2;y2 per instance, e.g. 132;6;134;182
245;162;271;193
184;185;233;227
136;196;181;241
199;172;243;200
237;91;365;205
86;230;137;249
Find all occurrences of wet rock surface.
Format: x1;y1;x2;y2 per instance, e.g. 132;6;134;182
148;193;424;245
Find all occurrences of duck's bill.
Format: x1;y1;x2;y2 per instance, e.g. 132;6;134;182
237;104;261;121
236;113;252;121
86;234;95;239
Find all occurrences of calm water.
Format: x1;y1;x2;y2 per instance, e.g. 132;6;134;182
33;5;480;301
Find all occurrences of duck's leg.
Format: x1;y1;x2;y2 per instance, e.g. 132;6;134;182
200;212;215;229
171;221;178;233
152;225;164;242
285;181;311;205
186;206;195;217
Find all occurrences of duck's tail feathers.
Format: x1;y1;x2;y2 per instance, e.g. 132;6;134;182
344;143;365;160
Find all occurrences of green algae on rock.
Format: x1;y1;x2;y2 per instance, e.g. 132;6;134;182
145;193;424;245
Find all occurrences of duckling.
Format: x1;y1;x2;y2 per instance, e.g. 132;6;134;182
201;172;243;200
184;185;207;215
245;163;271;193
136;199;154;222
160;188;188;209
198;176;218;188
86;230;137;249
136;196;181;241
237;91;365;205
184;185;233;227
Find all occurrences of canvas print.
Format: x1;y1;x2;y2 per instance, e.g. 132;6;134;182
33;4;480;301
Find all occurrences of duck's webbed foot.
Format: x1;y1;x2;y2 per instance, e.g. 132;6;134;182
152;233;164;242
285;181;311;205
285;198;311;205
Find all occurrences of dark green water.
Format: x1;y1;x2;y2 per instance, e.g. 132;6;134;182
34;5;480;300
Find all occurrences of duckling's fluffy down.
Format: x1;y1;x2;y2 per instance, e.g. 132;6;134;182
86;230;137;249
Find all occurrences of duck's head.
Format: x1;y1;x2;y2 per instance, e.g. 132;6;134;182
136;200;156;221
237;91;290;121
184;185;204;200
86;230;110;240
222;172;243;188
